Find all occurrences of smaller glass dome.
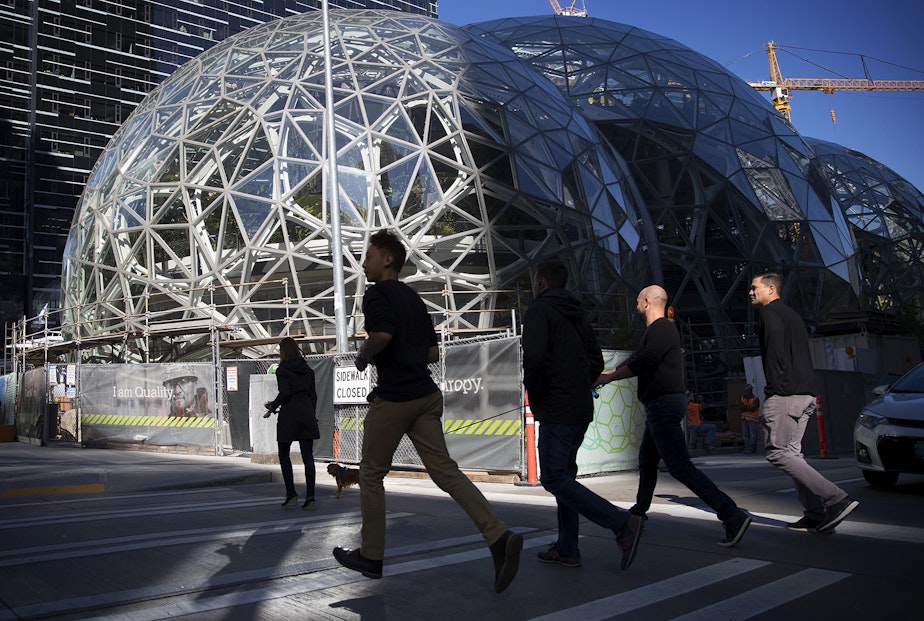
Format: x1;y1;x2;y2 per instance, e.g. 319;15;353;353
807;136;924;314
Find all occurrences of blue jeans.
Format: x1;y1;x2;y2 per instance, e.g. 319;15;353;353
634;394;739;523
687;423;717;447
538;421;630;558
741;418;764;453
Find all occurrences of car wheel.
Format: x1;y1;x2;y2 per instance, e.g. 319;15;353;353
861;470;899;488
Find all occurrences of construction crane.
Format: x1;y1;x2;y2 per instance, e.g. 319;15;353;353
748;41;924;121
550;1;588;17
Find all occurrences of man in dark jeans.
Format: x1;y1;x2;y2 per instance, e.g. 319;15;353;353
597;285;751;547
332;229;522;593
522;260;643;571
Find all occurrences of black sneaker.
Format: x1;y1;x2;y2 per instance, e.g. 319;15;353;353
281;493;298;508
489;530;523;593
537;543;582;567
616;514;643;570
333;547;383;579
785;516;822;532
717;509;751;547
815;498;859;534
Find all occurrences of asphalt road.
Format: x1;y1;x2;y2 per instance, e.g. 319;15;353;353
1;443;922;620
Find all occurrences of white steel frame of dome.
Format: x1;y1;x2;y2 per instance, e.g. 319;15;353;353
61;10;651;362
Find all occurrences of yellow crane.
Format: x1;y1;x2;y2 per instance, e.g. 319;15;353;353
748;41;924;122
549;0;588;17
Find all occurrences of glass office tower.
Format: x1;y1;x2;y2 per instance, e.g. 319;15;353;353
0;0;434;345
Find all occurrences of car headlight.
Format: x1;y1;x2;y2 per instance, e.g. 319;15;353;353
857;410;888;429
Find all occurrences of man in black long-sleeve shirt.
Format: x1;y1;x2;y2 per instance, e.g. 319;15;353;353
750;272;858;534
598;285;751;547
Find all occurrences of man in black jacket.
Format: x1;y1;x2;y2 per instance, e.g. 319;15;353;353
522;260;643;571
749;272;858;533
598;285;751;547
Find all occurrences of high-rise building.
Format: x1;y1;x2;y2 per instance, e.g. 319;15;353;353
0;0;435;339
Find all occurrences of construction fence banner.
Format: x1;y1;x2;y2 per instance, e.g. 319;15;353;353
79;363;216;448
579;350;644;474
441;336;522;472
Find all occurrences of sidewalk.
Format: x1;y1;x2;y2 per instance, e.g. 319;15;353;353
0;441;280;497
1;439;808;501
0;442;533;498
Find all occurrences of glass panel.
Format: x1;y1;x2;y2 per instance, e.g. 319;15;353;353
231;195;274;239
233;161;276;199
336;167;372;225
400;159;442;221
278;159;319;199
289;173;324;221
515;158;556;201
380;156;418;211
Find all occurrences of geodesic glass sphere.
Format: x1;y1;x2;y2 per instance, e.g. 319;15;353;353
466;15;861;374
807;136;924;314
62;9;649;359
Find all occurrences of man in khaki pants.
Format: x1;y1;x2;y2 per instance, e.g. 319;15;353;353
333;229;522;593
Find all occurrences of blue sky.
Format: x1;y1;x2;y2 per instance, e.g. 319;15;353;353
436;0;924;193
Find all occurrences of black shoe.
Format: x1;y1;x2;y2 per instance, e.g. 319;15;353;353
302;497;316;510
815;498;859;534
785;516;822;532
333;547;382;579
616;514;643;570
536;543;582;567
281;493;298;508
489;530;523;593
717;509;751;547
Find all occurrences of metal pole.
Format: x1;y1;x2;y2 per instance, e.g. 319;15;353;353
322;0;348;352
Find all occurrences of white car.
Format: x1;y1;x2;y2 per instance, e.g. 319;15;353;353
854;361;924;488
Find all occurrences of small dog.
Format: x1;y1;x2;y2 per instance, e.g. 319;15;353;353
327;462;360;499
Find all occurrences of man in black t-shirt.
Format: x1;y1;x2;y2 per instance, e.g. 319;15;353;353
333;230;522;594
598;285;751;547
750;272;858;534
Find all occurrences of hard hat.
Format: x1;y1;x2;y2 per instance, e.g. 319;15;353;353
162;363;200;385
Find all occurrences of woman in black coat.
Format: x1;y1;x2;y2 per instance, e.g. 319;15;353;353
264;337;320;508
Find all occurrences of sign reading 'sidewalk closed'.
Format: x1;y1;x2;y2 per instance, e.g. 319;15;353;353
333;366;371;404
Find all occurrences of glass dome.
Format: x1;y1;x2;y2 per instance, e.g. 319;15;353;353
807;137;924;316
465;15;860;375
62;9;649;359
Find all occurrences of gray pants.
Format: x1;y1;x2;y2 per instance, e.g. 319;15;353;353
763;394;847;520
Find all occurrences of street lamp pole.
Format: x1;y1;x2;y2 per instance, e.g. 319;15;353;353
322;0;348;352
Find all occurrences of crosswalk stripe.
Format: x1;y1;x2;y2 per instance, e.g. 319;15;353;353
0;512;395;567
0;497;273;529
670;568;849;621
527;558;769;621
